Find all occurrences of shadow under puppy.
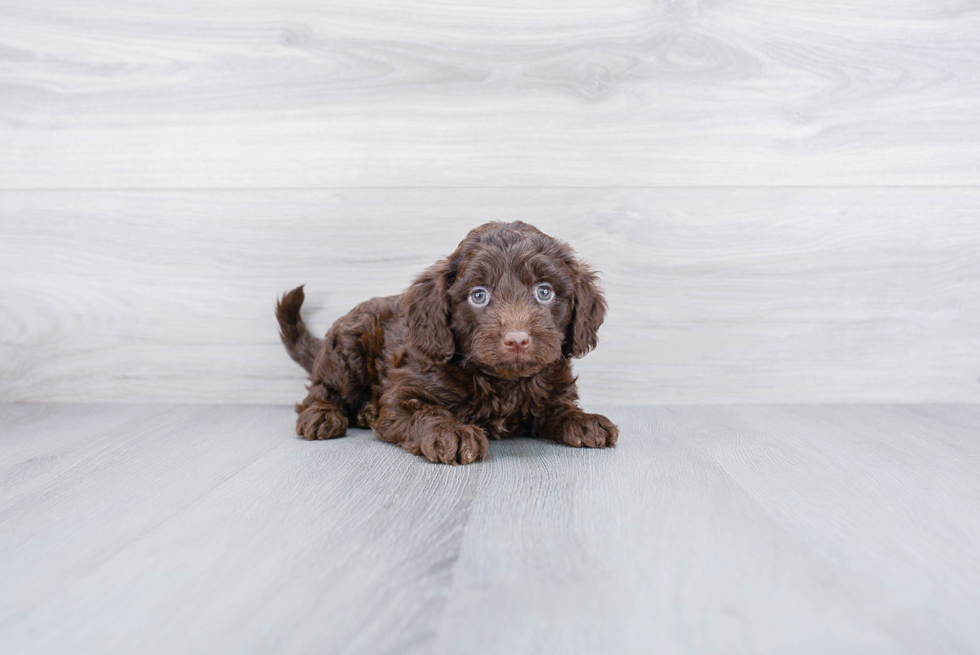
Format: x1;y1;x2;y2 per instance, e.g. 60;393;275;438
276;221;618;465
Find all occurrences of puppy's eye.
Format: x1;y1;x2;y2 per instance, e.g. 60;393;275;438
469;287;490;307
535;284;554;303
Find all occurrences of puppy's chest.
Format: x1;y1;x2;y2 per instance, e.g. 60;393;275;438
467;379;542;438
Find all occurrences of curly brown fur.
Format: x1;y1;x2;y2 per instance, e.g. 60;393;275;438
276;221;618;464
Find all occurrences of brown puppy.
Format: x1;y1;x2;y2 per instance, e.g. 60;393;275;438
276;221;618;464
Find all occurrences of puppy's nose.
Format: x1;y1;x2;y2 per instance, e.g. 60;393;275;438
502;331;531;353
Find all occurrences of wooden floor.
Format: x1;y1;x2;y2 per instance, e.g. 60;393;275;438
2;403;978;654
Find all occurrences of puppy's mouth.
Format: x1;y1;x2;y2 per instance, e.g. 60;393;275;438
485;350;557;378
469;330;563;378
495;353;535;374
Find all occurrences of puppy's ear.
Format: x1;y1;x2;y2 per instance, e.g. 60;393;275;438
404;261;456;363
564;259;607;358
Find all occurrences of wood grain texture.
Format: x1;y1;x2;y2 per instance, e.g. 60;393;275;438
1;403;978;654
0;404;480;654
0;403;167;503
2;0;980;188
2;188;978;404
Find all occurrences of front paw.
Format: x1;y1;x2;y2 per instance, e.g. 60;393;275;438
555;412;619;449
295;401;348;440
413;421;489;465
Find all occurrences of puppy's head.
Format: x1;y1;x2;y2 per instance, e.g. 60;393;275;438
403;221;607;378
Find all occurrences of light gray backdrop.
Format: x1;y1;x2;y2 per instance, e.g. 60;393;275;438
2;0;979;405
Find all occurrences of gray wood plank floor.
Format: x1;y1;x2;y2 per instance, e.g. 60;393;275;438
2;404;978;654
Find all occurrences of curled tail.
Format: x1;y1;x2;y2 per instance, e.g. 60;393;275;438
275;285;323;373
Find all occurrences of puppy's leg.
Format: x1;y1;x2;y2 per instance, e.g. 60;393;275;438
295;333;359;441
293;298;396;440
535;402;619;449
375;401;489;465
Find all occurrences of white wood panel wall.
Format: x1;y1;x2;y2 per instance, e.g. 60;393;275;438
1;0;979;404
2;189;978;404
3;0;980;188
